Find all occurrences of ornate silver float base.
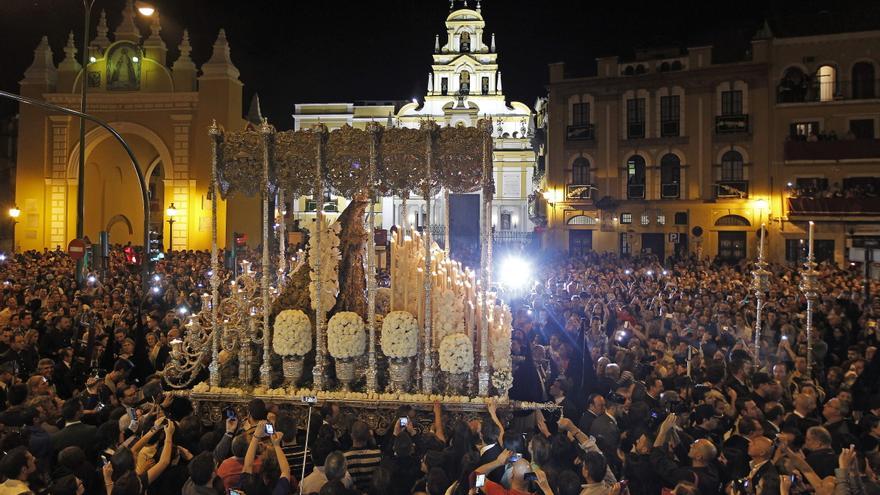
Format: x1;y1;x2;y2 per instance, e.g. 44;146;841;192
335;357;356;391
388;357;414;393
444;371;468;395
282;356;304;387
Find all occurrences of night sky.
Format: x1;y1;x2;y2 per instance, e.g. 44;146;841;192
0;0;876;128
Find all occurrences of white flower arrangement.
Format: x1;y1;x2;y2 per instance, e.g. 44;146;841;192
273;309;312;357
492;368;513;392
380;311;418;358
489;304;513;373
433;289;465;342
327;311;366;359
439;332;473;374
309;218;341;311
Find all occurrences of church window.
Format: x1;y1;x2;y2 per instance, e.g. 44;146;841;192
460;71;470;95
481;77;489;95
460;31;471;52
441;77;448;96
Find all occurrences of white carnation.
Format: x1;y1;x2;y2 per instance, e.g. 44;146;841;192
433;289;465;342
439;333;473;374
308;218;340;311
327;311;366;359
273;309;312;357
380;311;418;358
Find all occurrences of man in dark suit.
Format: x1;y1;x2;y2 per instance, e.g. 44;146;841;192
589;393;622;474
578;394;605;435
746;436;780;495
51;398;97;454
822;397;858;452
804;426;837;479
546;376;580;425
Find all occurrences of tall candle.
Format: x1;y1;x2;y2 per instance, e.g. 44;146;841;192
758;223;765;260
808;221;815;260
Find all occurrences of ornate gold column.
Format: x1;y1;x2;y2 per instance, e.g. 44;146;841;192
421;123;436;394
478;119;493;396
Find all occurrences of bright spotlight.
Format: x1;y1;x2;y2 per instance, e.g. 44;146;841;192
178;307;189;315
499;257;531;289
624;269;631;275
153;274;160;282
151;286;160;294
646;270;654;276
0;254;6;261
88;275;97;283
662;270;668;275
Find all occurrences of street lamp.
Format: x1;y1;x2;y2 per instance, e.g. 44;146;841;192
166;203;177;258
8;205;20;254
76;1;155;283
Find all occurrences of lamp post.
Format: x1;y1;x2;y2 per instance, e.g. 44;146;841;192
76;1;154;284
8;205;20;253
166;203;177;259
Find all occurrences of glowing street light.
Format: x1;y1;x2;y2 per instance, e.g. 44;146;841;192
8;206;20;220
499;257;532;290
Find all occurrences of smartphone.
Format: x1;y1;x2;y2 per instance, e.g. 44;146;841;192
475;474;486;488
399;417;408;427
264;423;275;435
228;490;246;495
508;453;522;463
128;409;137;421
101;455;109;466
523;472;538;481
96;402;105;411
224;407;236;420
301;396;317;404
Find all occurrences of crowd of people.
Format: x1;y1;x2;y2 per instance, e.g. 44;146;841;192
0;244;878;495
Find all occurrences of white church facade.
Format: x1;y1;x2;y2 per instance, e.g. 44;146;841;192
292;2;535;246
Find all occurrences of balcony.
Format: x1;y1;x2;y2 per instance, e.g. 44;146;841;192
777;79;880;104
566;183;596;201
716;114;749;134
661;183;680;199
714;180;749;198
566;123;595;141
627;184;646;199
788;197;880;217
784;139;880;161
627;122;645;139
660;120;680;137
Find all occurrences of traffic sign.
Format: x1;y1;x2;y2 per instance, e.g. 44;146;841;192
68;238;87;260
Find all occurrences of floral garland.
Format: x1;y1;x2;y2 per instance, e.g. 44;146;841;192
272;309;312;357
308;218;340;311
219;130;264;198
327;311;366;359
325;125;371;197
380;311;418;358
439;332;473;374
433;289;465;342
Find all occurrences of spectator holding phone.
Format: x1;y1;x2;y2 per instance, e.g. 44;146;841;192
238;419;291;495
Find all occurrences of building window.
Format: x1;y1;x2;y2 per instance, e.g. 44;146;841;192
850;119;875;139
640;212;650;225
674;212;688;225
572;157;591;184
626;98;646;138
440;77;448;96
852;62;876;99
660;153;681;199
817;64;836;102
789;121;819;139
460;31;471;52
459;71;470;94
660;95;680;136
572;102;590;126
627;155;646;199
778;67;808;103
481;77;489;95
721;90;743;115
500;212;512;230
620;233;631;255
721;150;744;181
657;213;666;225
620;213;633;224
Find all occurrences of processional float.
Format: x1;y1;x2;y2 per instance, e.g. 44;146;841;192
162;118;529;417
